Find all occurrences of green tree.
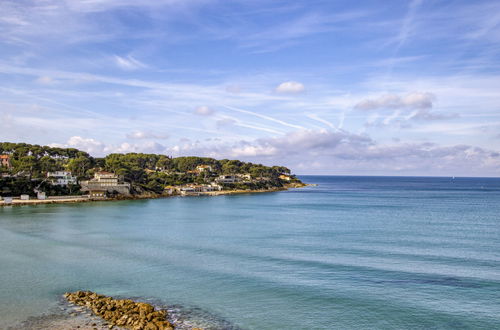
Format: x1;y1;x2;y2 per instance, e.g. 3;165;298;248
67;156;93;178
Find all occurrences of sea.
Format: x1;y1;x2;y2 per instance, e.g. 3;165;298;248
0;176;499;329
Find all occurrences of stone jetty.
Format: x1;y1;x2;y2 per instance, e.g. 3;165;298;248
64;291;176;330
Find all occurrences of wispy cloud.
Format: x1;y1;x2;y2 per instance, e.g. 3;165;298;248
354;92;435;111
394;0;423;50
114;55;148;70
223;105;304;130
306;114;337;130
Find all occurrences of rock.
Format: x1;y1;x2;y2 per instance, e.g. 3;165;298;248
64;290;176;329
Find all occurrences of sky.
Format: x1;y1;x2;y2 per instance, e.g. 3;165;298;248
1;0;500;176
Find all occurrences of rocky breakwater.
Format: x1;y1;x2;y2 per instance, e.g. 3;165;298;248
64;291;176;330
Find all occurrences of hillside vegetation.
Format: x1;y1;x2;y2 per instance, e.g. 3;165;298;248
0;142;302;196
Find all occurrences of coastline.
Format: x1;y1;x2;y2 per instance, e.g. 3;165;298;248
0;183;311;208
12;292;233;330
12;311;114;330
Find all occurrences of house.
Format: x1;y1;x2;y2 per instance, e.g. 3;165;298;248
92;171;120;186
210;182;222;191
0;155;11;168
179;186;196;195
237;173;251;181
80;171;130;195
279;174;291;181
178;184;221;195
216;175;239;184
195;165;213;173
47;171;78;186
164;186;176;195
197;184;218;192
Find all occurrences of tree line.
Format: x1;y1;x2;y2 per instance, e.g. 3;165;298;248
1;142;299;195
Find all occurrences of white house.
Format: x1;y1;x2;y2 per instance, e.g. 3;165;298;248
80;171;130;195
47;171;77;186
237;173;251;181
195;165;213;173
92;171;120;186
216;175;239;184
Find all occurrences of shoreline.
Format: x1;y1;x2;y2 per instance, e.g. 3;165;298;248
11;292;234;330
0;183;311;208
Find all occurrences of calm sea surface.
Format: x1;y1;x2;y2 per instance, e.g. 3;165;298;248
1;176;499;329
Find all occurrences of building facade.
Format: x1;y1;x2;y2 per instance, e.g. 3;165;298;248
0;155;11;168
80;171;130;195
216;175;239;184
47;171;78;186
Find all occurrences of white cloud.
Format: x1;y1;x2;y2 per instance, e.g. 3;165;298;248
275;81;305;94
194;106;215;116
47;127;500;176
354;92;457;123
126;131;169;140
53;136;169;156
354;92;435;110
65;136;106;154
114;55;148;70
231;145;278;157
222;129;500;176
114;141;166;154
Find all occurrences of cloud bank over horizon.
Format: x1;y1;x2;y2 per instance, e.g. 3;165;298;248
1;0;500;176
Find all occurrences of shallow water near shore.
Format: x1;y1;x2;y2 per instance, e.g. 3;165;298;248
1;176;500;329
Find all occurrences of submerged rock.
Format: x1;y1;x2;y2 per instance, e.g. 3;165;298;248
64;291;175;330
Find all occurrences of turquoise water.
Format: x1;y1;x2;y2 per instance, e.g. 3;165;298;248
1;176;500;329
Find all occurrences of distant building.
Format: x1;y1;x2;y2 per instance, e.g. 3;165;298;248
92;171;120;186
47;171;78;186
279;174;291;181
216;175;239;184
196;165;213;173
80;171;130;195
210;182;222;190
0;155;11;168
164;186;176;195
179;184;221;195
88;189;107;198
237;173;251;181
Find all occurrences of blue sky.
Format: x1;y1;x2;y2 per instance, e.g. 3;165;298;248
1;0;500;176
